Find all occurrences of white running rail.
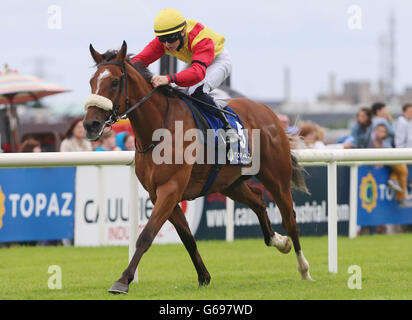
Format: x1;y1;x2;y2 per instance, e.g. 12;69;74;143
2;148;412;275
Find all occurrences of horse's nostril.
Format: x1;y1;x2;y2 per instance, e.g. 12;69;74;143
84;120;102;132
91;121;101;130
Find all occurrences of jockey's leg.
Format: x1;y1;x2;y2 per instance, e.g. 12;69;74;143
189;48;238;143
173;49;238;143
191;85;240;143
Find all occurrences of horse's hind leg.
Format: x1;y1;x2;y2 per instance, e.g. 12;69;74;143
168;205;211;286
275;190;312;280
222;181;291;253
257;168;312;280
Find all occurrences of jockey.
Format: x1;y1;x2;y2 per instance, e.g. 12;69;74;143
130;8;240;143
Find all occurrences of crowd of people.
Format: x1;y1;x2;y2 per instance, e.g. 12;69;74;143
278;102;412;153
278;102;412;234
59;117;136;152
20;117;136;155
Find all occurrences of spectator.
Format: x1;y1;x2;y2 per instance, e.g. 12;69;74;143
59;118;92;247
114;131;136;151
115;131;128;150
123;133;136;151
395;103;412;148
299;121;326;149
16;139;60;246
278;114;291;130
393;103;412;233
94;130;121;151
344;107;373;149
368;123;392;148
371;102;395;147
277;114;301;149
368;123;412;208
19;138;42;153
60;118;92;152
277;114;300;135
314;125;326;148
15;139;42;246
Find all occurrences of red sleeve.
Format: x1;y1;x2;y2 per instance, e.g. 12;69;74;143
191;38;215;67
129;38;165;67
169;38;215;87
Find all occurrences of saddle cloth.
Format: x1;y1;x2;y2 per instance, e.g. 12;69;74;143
181;96;251;165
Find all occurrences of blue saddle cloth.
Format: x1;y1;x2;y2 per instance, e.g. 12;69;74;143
181;96;251;166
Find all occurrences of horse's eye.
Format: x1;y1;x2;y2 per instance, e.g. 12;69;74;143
112;79;120;87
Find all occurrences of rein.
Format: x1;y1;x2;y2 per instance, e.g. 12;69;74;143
90;61;234;153
96;61;161;127
93;61;165;153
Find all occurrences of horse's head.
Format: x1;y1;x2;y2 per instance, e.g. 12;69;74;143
83;41;129;141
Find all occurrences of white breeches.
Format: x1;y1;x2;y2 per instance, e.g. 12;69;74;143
172;48;232;100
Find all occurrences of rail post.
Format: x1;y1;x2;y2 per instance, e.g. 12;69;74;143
349;164;359;239
327;161;338;273
226;198;235;242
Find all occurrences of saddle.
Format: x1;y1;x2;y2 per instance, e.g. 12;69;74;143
180;95;251;166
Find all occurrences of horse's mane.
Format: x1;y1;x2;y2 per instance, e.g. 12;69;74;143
99;49;177;97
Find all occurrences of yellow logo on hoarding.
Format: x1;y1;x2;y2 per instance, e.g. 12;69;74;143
359;173;378;213
0;185;5;229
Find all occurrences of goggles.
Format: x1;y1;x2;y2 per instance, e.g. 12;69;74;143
158;32;181;43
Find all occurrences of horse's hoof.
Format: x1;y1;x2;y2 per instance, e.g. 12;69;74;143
271;233;292;254
278;237;292;254
296;250;313;281
198;274;211;287
301;272;314;281
108;281;129;294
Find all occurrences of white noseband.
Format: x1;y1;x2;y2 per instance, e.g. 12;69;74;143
84;94;113;111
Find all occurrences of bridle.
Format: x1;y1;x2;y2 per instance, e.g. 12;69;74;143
91;61;164;152
96;61;131;127
95;61;161;129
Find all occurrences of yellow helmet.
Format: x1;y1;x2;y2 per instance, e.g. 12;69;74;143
154;8;186;36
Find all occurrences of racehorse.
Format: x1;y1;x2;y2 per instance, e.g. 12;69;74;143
83;41;312;294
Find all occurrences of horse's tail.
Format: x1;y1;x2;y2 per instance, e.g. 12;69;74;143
290;152;310;195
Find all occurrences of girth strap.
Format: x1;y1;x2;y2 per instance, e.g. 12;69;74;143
197;164;223;198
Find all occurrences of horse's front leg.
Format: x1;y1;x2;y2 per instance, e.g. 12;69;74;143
108;181;182;294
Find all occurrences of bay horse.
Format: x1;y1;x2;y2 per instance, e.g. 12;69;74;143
83;41;312;294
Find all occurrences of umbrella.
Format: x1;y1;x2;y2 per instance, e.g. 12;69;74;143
0;64;69;152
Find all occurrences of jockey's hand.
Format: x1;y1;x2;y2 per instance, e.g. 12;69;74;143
151;75;169;88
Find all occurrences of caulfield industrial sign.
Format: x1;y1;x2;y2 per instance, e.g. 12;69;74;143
195;167;351;240
0;167;75;242
74;166;203;246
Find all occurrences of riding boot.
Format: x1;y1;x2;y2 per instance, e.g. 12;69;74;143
191;86;240;144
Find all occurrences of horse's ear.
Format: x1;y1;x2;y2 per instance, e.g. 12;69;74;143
89;44;103;64
117;40;127;61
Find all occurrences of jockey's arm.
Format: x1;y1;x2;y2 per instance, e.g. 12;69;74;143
166;38;215;87
131;37;215;88
130;38;165;67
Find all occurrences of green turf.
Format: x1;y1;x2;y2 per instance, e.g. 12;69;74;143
0;234;411;300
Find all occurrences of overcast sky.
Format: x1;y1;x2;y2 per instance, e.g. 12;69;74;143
1;0;411;114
